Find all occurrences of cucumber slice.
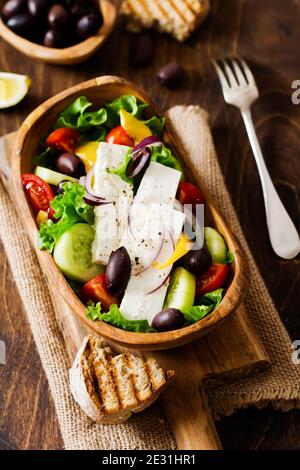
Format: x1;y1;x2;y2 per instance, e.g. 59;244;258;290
53;223;104;283
35;166;78;186
204;227;228;263
164;267;196;311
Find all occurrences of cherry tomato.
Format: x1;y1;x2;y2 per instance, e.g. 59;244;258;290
105;126;134;147
45;128;80;153
22;174;55;218
177;182;205;207
81;274;118;311
196;263;229;297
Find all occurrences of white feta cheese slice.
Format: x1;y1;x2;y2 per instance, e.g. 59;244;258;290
124;161;182;274
120;208;185;325
133;161;182;206
95;142;131;175
92;143;133;265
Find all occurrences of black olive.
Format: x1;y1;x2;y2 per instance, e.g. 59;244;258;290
2;0;26;20
157;63;186;89
182;246;212;275
6;12;35;37
76;13;101;39
48;4;69;29
70;0;88;19
43;28;66;47
152;308;185;332
106;247;131;296
27;0;49;17
126;147;151;179
55;153;85;178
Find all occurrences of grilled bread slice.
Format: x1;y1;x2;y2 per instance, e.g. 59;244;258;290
121;0;210;42
69;335;174;424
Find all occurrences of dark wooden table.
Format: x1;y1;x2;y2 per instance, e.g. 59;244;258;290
0;0;299;450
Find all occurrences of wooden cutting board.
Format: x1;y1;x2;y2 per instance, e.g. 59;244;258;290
0;132;270;450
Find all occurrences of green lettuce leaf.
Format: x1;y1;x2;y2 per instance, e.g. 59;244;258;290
225;250;235;264
107;149;134;185
200;288;224;306
106;94;148;120
86;303;155;333
53;94;164;139
143;115;165;135
182;288;224;325
107;144;184;186
182;304;215;324
150;145;185;176
38;182;94;253
54;96;108;137
33;147;55;167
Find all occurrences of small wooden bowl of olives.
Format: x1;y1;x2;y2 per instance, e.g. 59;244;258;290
0;0;116;64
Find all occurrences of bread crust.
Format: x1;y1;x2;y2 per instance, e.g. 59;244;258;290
69;335;174;424
121;0;210;41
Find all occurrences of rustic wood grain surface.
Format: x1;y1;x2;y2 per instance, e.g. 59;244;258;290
0;0;299;450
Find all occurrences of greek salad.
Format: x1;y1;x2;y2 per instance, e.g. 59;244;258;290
22;94;233;333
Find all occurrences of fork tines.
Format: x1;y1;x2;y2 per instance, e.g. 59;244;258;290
212;57;255;89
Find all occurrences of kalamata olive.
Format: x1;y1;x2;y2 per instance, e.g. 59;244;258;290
27;0;48;17
106;247;131;296
56;179;70;195
129;33;154;67
55;153;85;178
70;0;88;19
43;28;65;47
152;308;185;332
182;246;212;275
6;13;34;37
126;147;151;178
2;0;26;19
76;13;101;39
157;63;185;89
48;4;69;29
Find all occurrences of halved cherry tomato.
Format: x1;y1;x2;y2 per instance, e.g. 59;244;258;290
105;126;134;147
177;182;205;207
81;274;118;311
196;263;229;297
45;128;80;153
22;174;55;218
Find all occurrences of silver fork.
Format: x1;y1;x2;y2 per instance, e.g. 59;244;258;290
213;57;300;260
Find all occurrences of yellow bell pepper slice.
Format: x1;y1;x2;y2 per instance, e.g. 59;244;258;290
75;141;99;172
36;210;48;227
153;233;193;270
120;109;152;145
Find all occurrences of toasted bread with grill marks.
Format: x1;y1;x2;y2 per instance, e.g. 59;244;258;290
69;335;174;424
121;0;210;42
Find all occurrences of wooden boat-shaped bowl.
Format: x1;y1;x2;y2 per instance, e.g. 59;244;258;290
12;76;248;351
0;0;116;65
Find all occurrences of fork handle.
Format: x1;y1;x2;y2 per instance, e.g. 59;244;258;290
241;109;300;259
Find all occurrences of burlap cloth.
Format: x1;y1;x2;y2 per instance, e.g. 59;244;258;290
0;106;299;450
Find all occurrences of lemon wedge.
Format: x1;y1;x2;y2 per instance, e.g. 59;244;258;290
0;72;31;109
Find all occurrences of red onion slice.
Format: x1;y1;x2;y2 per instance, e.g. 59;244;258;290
79;167;114;205
126;147;151;179
136;234;165;275
85;167;105;199
139;230;175;295
131;136;163;155
79;176;86;186
146;273;171;295
83;194;113;206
